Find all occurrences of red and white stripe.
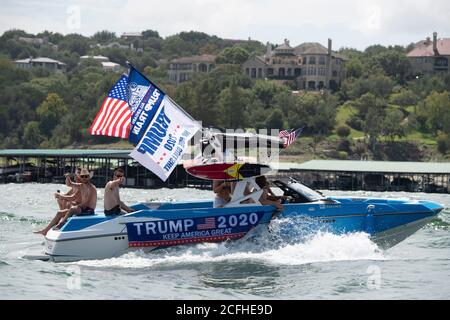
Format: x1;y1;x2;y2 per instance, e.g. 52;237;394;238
89;97;131;139
197;217;216;230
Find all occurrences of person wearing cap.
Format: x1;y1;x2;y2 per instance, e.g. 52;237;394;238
34;169;83;236
104;168;134;216
55;168;98;229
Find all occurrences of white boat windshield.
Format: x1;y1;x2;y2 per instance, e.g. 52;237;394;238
273;179;326;203
286;182;325;202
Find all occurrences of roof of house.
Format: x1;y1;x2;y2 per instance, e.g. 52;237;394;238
293;42;348;60
14;57;66;65
407;38;450;57
170;54;216;64
101;61;120;67
80;55;109;61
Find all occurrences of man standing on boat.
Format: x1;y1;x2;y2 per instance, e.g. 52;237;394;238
54;168;97;229
104;168;134;215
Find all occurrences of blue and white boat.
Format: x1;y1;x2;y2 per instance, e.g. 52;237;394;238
42;178;444;262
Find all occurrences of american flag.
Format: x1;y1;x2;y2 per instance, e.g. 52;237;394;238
89;75;131;139
197;217;216;230
282;127;303;148
278;129;291;138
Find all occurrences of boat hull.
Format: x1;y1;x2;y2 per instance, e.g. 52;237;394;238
42;197;444;262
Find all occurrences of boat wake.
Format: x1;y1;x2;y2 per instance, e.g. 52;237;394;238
75;217;386;269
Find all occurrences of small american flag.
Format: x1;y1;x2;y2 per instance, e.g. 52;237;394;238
278;129;291;138
89;75;131;139
282;127;303;148
197;217;216;230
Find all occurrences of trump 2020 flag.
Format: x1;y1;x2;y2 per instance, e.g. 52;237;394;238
89;75;131;138
130;96;201;181
127;65;166;145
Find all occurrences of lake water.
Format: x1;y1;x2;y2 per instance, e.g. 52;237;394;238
0;183;449;299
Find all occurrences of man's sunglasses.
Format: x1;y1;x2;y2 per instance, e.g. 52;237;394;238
80;175;90;179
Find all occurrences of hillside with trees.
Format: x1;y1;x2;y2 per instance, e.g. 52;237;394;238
0;29;449;161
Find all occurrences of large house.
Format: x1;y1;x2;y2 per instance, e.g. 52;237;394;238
241;39;347;90
168;54;216;84
14;57;66;73
407;32;450;77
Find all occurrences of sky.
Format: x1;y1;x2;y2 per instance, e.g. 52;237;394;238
1;0;449;50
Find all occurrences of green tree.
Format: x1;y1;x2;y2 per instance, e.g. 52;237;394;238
382;109;407;141
345;58;364;78
36;93;68;137
58;33;90;56
364;104;385;151
216;46;250;64
219;78;249;128
92;30;116;44
265;109;284;130
252;80;287;108
422;91;450;134
389;89;418;107
23;121;45;147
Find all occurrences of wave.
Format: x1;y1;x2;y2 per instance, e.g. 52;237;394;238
0;212;47;224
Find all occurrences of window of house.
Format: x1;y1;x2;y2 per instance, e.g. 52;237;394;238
258;68;263;78
333;71;338;77
294;68;301;76
309;56;316;64
251;68;257;78
245;68;250;76
319;56;326;65
267;68;274;75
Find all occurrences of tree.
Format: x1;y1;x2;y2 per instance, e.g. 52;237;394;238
194;78;221;127
345;58;364;78
389;89;418;107
219;78;249;128
142;29;161;39
364;104;385;152
265;109;284;130
92;30;116;44
23;121;45;147
58;33;90;56
216;46;250;64
370;50;411;81
423;91;450;134
437;134;449;155
382;109;407;141
252;80;287;108
36;93;68;137
336;125;351;139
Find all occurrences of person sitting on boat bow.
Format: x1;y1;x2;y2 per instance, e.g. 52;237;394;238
104;168;134;216
55;168;98;229
34;169;83;236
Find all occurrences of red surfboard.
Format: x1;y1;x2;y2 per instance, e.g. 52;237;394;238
186;163;272;180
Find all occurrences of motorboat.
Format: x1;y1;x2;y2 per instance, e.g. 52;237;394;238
40;177;444;262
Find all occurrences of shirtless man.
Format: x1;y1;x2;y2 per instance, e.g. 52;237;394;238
34;170;83;236
104;168;134;216
213;180;233;208
255;176;284;211
55;168;97;229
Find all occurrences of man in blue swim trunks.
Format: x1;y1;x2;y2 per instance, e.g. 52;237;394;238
55;168;98;229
